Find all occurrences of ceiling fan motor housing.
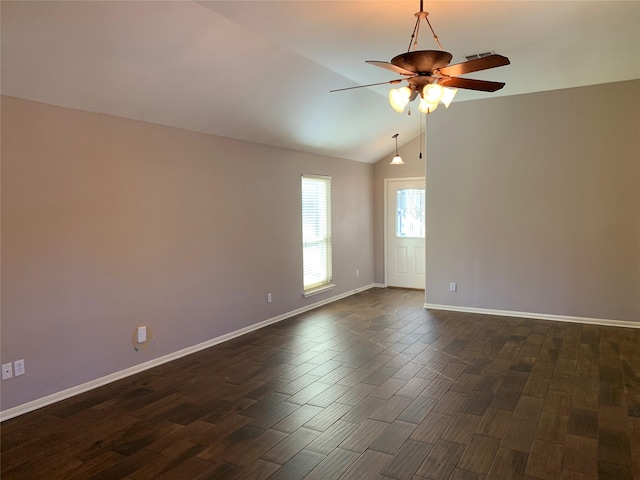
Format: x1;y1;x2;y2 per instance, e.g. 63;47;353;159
391;50;453;74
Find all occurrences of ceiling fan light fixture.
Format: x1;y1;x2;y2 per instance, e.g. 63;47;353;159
441;87;457;107
389;87;411;113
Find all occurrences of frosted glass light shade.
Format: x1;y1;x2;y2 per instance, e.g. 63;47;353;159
389;86;412;113
422;84;444;103
441;87;458;108
418;98;438;113
390;155;404;165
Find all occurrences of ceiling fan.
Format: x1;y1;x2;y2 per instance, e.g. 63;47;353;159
331;0;510;113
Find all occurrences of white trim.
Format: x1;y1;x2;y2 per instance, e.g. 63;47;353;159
424;303;640;329
1;284;378;422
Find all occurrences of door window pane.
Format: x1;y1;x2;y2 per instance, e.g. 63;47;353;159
396;188;425;238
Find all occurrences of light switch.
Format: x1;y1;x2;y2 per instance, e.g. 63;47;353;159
137;326;147;343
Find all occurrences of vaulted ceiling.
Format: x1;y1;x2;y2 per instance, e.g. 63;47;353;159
2;1;639;163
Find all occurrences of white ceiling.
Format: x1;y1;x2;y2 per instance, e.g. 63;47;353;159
2;1;639;163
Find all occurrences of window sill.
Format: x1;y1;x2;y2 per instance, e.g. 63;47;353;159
303;283;335;298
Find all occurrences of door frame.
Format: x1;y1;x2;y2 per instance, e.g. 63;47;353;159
384;176;426;288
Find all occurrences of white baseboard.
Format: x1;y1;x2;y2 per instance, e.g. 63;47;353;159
1;284;378;422
424;303;639;329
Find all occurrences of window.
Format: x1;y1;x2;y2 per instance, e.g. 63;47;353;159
301;174;333;295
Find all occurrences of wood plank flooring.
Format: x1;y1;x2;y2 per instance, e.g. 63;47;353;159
2;288;639;479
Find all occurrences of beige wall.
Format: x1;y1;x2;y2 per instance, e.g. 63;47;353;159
3;80;638;412
374;80;640;322
1;96;374;411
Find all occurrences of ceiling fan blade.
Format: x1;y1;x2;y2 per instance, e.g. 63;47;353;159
366;60;415;76
435;54;510;77
330;77;414;93
437;77;505;92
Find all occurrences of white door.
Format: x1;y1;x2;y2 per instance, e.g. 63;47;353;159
386;179;426;289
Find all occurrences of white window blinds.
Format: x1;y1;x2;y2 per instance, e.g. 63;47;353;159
301;175;332;294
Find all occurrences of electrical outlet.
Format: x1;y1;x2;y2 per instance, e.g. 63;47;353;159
450;282;457;292
267;293;272;303
2;363;13;380
14;359;25;376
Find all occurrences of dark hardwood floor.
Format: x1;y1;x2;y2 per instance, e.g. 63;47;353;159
2;288;639;479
